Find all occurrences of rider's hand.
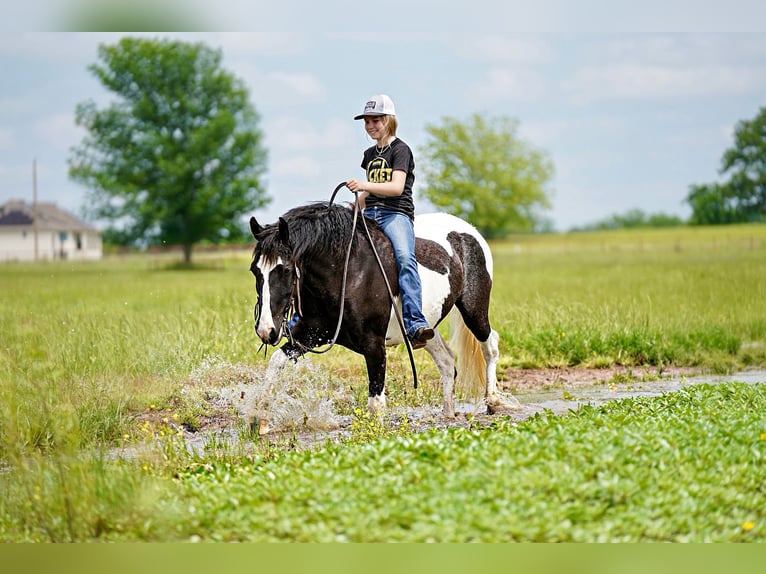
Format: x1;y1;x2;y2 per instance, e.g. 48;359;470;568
346;178;365;193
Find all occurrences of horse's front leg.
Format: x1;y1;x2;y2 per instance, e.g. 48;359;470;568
364;344;387;415
265;340;305;374
256;343;305;435
265;346;290;377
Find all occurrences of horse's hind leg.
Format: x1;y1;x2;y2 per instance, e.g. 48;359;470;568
481;328;501;398
424;331;456;418
481;328;522;414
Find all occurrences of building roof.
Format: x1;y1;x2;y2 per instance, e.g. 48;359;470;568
0;200;98;232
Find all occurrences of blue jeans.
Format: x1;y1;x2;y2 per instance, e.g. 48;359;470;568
364;207;429;338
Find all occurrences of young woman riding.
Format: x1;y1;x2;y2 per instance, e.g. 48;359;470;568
346;94;434;350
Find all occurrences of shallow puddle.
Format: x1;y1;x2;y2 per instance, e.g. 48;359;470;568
500;369;766;419
116;369;766;458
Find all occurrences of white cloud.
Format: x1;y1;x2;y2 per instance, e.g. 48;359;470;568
0;160;41;194
0;128;14;150
564;64;766;104
0;97;37;116
209;33;307;57
271;155;323;179
264;116;354;153
599;34;766;67
561;35;766;104
0;32;307;64
457;36;552;106
33;113;83;150
227;61;327;109
269;72;326;99
469;67;547;105
0;33;114;60
461;36;554;64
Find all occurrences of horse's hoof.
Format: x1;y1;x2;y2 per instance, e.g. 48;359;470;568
486;393;523;414
368;394;387;415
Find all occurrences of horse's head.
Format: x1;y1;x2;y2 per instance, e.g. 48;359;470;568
249;216;296;346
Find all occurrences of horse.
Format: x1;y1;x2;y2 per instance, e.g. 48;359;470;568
249;202;521;428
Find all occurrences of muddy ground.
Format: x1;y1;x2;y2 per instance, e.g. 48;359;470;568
173;365;708;452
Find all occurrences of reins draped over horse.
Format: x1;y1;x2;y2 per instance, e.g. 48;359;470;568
254;182;419;385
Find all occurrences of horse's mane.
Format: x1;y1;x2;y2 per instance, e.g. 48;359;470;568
254;202;377;264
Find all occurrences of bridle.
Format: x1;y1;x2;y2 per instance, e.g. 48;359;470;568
273;182;420;389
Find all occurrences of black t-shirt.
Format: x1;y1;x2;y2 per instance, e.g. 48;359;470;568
360;137;416;220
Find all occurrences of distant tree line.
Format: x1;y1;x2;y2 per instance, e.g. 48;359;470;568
571;209;684;232
575;105;766;232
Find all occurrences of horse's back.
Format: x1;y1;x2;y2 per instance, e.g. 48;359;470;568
383;212;493;345
414;212;493;278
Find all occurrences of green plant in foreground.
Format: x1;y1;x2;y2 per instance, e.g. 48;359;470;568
2;383;765;542
140;383;763;542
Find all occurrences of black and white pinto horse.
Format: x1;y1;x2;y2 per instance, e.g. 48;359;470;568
249;202;521;424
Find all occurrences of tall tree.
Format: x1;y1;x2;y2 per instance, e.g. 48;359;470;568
69;37;269;263
686;106;766;225
417;113;554;238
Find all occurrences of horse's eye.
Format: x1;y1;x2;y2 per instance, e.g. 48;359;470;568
275;266;291;280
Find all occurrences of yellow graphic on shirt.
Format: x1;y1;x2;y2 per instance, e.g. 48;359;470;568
366;157;392;183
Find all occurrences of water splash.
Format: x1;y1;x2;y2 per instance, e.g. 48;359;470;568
189;356;353;432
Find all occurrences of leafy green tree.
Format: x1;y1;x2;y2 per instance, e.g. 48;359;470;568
686;106;766;225
686;183;739;225
417;113;554;238
69;37;269;263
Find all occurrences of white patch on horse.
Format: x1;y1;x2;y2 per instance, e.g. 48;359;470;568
384;265;450;345
415;213;494;277
418;264;452;327
255;256;283;341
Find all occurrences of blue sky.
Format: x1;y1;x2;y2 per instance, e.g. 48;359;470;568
1;27;765;231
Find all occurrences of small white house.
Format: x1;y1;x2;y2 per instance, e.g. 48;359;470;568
0;200;102;262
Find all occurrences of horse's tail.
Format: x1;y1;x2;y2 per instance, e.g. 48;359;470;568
449;309;486;399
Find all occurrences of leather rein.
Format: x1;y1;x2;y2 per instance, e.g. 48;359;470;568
281;182;419;389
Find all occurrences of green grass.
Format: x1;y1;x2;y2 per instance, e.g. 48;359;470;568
2;383;764;541
158;383;766;542
0;224;765;541
491;225;766;370
0;254;257;453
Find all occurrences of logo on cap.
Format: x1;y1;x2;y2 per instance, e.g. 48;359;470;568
354;94;395;119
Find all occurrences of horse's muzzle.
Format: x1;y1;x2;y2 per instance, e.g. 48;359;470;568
255;322;280;346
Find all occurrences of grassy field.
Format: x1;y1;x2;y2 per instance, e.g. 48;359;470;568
491;225;766;371
1;224;765;541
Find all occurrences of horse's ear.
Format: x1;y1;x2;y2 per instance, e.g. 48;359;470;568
278;217;290;243
249;216;264;239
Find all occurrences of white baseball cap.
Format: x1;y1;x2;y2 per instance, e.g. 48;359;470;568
354;94;396;120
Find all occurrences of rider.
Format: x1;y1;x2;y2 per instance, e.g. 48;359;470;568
346;94;435;350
